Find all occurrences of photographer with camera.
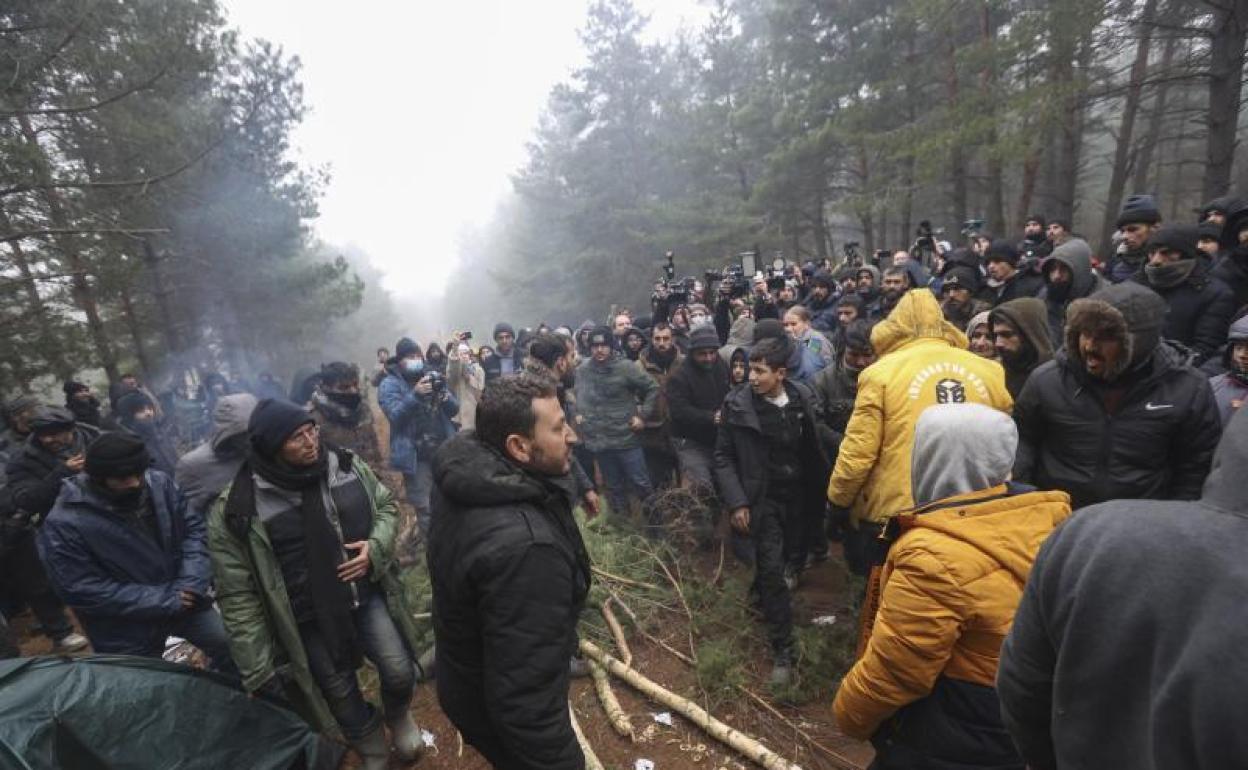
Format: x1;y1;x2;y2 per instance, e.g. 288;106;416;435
378;337;460;541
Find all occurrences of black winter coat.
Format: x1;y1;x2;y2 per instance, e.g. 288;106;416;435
1213;247;1248;311
713;382;833;515
1013;344;1221;509
666;357;730;448
1132;259;1235;363
5;425;100;518
988;272;1045;306
429;433;590;770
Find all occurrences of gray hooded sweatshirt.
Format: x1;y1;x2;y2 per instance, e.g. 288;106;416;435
911;403;1018;507
175;393;257;513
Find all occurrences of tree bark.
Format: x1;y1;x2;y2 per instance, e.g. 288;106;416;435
17;114;120;383
0;207;72;380
1132;25;1178;192
1100;0;1159;258
1203;0;1248;200
945;30;968;224
982;3;1007;236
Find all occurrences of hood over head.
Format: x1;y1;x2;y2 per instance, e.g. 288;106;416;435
855;264;882;284
1064;282;1167;378
966;309;992;336
210;393;259;452
871;289;968;357
720;315;756;363
1202;404;1248;512
1043;237;1095;298
911;403;1017;507
990;297;1055;363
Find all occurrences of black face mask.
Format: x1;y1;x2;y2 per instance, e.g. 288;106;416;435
326;391;363;411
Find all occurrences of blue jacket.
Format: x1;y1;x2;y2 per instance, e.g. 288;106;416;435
377;365;460;473
37;470;212;654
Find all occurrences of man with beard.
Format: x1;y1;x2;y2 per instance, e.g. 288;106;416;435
1040;237;1104;342
668;326;731;497
621;326;647;362
990;298;1055;398
1014;283;1221;509
801;271;840;333
984;240;1044;306
429;374;589;769
115;390;179;478
177;393;258;514
878;267;910;318
63;381;114;429
1133;223;1234;364
1046;219;1073;248
38;432;236;673
856;265;882;319
309;362;385;470
939;266;989;328
1106;194;1162;284
3;406;92;652
1210;316;1248;426
638;323;683;489
1018;214;1054;262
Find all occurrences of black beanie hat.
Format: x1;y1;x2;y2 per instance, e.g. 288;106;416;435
1025;213;1047;228
1116;194;1162;228
30;406;76;434
587;325;613;348
115;390;155;421
1147;224;1200;260
62;380;89;398
1198;221;1223;241
752;318;786;343
984;240;1021;266
85;432;150;479
248;398;314;458
395;337;421;360
941;265;981;293
493;322;516;340
810;271;835;290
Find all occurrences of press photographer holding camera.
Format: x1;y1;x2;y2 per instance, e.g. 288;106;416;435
378;337;460;540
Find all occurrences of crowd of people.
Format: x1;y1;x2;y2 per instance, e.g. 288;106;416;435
1;191;1246;769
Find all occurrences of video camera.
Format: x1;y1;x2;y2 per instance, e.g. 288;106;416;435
425;370;447;396
654;251;699;305
909;220;945;265
960;218;985;238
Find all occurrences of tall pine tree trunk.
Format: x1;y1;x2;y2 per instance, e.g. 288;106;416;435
1203;0;1248;200
945;31;968;224
0;207;71;380
1133;27;1178;192
982;3;1007;235
1099;0;1158;258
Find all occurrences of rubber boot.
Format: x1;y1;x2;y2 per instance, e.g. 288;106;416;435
352;725;389;770
388;711;425;763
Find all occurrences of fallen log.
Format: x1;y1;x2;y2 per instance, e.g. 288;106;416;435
588;659;635;740
569;704;605;770
601;598;632;667
580;639;802;770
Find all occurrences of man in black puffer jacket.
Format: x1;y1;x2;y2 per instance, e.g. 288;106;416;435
1013;283;1222;509
1133;223;1234;365
429;374;590;770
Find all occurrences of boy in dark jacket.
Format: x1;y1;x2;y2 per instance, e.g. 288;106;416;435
39;432;235;673
714;337;832;686
430;374;590;770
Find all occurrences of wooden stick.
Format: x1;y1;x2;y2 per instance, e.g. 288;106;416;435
591;565;660;592
650;548;697;661
712;538;726;586
580;639;801;770
569;704;605;770
601;598;632;667
735;686;862;770
605;586;695;666
588;659;635;739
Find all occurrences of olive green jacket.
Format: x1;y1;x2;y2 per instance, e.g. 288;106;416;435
207;456;423;737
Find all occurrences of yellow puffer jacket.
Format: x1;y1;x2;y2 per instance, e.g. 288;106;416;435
827;290;1013;523
832;484;1072;740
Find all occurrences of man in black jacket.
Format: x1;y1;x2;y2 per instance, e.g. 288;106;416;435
1013;283;1221;509
429;374;590;769
983;240;1044;306
667;326;730;495
998;406;1248;770
714;337;831;687
483;322;526;382
1133;223;1235;365
2;406;92;652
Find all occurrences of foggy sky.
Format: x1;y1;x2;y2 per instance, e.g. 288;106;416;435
220;0;710;301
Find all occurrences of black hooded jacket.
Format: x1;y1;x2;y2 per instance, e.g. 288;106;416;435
1132;256;1235;364
5;424;100;517
1013;283;1222;509
998;407;1248;770
428;433;589;770
666;356;730;447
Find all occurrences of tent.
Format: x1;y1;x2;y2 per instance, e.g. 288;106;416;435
0;655;343;770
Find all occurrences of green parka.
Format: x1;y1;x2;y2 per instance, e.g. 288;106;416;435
207;455;424;737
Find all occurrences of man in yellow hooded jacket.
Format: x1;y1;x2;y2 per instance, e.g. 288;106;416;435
833;403;1070;768
826;289;1013;574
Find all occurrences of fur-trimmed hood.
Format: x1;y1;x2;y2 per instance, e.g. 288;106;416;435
1064;282;1167;381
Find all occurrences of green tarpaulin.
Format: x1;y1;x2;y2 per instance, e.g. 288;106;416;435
0;655;344;770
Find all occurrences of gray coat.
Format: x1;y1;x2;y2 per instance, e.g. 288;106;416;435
574;356;658;453
175;394;256;514
998;406;1248;770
